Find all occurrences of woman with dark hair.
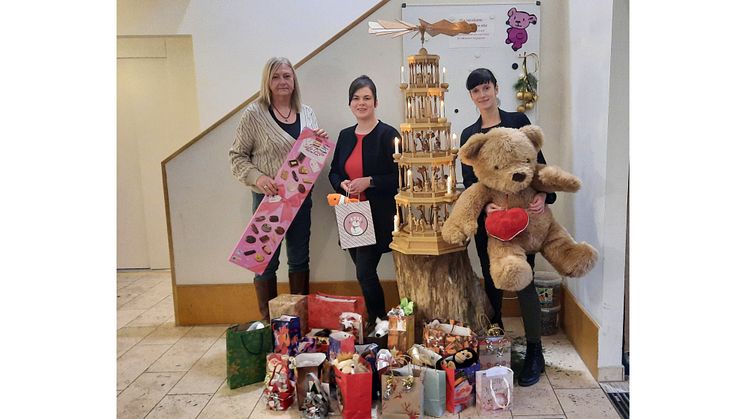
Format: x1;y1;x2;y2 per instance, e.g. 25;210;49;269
229;57;328;321
460;67;556;387
329;75;401;327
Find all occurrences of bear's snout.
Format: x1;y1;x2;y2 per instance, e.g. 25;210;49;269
512;172;526;182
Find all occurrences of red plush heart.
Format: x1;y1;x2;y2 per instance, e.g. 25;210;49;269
485;208;529;241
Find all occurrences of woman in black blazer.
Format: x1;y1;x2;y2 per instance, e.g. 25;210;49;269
329;75;400;326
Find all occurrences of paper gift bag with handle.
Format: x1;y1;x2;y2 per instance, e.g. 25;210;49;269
333;358;373;419
308;292;368;330
476;366;514;413
269;293;308;335
476;314;511;369
334;198;376;249
381;363;425;418
423;319;479;357
225;321;273;389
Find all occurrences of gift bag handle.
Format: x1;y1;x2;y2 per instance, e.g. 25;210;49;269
305;372;329;402
239;329;267;355
490;376;512;410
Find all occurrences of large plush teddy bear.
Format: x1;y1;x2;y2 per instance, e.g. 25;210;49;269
441;125;597;291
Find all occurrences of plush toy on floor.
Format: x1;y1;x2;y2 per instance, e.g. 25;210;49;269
441;125;598;291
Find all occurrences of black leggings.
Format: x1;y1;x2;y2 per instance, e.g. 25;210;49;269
475;213;542;343
348;245;388;323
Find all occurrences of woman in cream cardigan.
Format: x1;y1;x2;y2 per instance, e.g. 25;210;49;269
229;56;327;320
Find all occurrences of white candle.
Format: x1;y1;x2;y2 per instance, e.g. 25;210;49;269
447;177;452;195
407;169;412;189
394;214;400;232
401;66;405;83
407;101;412;118
394;137;400;154
442;67;446;84
451;133;457;150
440;99;445;118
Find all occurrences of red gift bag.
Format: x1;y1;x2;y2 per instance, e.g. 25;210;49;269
308;293;367;330
333;364;373;419
445;363;479;413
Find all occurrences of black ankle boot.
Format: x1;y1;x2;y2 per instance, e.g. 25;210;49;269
518;341;545;387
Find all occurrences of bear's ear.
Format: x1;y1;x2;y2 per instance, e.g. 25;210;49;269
459;132;490;165
508;7;516;16
519;125;544;151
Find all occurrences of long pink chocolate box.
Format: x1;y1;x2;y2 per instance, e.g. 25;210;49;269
229;128;334;273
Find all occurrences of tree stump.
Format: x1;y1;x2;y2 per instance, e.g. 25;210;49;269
392;250;494;342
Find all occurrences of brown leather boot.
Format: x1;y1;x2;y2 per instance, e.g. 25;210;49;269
288;271;310;295
254;278;278;321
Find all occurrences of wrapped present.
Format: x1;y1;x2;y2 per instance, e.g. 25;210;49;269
445;362;480;413
387;301;415;353
263;353;294;411
307;293;367;330
476;366;513;413
340;312;364;344
328;331;355;361
381;365;425;418
269;293;308;334
423;319;478;357
306;328;332;354
225;321;273;389
271;315;301;355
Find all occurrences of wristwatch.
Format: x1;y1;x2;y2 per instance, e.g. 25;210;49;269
368;176;375;188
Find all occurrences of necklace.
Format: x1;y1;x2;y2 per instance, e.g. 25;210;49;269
272;104;293;122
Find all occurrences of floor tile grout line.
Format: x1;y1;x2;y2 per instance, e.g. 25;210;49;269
166;334;226;396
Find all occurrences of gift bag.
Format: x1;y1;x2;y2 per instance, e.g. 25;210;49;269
356;344;380;400
340;312;364;344
308;293;367;330
476;366;513;413
411;365;447;417
334;199;376;249
445;363;480;413
271;315;301;355
264;353;295;411
387;314;415;353
293;353;330;411
225;321;273;389
300;372;332;419
381;364;425;418
328;331;356;361
423;319;478;357
269;293;308;335
476;316;511;369
333;362;373;419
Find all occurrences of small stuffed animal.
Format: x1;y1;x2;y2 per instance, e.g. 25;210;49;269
438;348;478;370
373;317;389;338
333;353;367;374
327;193;359;206
441;125;598;292
505;7;537;51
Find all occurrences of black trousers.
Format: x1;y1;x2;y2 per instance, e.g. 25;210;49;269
348;245;388;323
475;213;542;343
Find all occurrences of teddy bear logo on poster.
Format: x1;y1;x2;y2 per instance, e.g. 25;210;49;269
505;7;537;51
344;213;368;236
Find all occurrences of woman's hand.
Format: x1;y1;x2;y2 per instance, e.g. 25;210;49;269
528;192;546;214
347;177;371;195
256;175;278;196
312;128;328;139
340;179;352;193
485;203;505;214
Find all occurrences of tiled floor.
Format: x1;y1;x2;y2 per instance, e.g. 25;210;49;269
117;270;623;418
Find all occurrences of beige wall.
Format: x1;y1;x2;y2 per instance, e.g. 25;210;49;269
118;36;200;268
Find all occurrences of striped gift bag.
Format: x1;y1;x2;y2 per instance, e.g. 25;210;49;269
334;200;376;249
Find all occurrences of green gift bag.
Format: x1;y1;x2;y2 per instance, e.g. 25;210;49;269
226;321;273;389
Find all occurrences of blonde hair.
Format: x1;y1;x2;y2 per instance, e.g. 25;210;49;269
258;57;301;111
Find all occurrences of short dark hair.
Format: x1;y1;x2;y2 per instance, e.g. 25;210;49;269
348;75;377;105
466;68;498;91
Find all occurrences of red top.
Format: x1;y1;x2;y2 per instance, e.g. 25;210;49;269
344;133;367;201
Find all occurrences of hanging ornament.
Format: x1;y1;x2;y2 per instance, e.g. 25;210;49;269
513;52;539;113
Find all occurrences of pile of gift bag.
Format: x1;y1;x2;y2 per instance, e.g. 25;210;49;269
225;292;515;418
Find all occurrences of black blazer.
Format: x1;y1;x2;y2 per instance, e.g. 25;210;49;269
459;108;556;205
329;121;401;253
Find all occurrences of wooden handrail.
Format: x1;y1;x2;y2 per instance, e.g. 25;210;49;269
161;0;391;165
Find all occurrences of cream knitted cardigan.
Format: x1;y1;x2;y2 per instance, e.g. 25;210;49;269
229;102;319;193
